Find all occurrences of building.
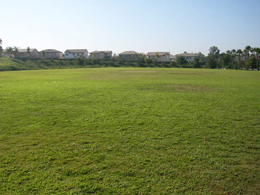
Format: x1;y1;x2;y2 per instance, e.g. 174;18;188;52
40;49;63;59
147;52;170;62
175;52;197;62
89;51;113;59
17;48;39;58
170;55;176;61
0;49;11;57
119;51;141;61
64;49;88;59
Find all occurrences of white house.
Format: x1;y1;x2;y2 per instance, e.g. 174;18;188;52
64;49;88;59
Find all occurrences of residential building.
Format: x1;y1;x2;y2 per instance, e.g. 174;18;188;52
147;52;170;62
17;48;39;58
1;49;11;57
170;55;176;61
40;49;63;59
119;51;141;61
64;49;88;59
175;52;197;61
89;51;113;59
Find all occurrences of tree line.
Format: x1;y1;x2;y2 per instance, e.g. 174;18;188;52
0;38;259;70
205;46;260;70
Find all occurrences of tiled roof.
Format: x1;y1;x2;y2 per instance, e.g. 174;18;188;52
42;49;62;53
18;48;37;53
90;50;112;54
147;52;170;56
65;49;88;53
119;51;140;55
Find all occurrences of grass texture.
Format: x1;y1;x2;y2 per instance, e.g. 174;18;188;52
0;68;259;194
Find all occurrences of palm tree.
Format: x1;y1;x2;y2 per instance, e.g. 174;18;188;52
236;49;243;70
231;49;236;68
245;45;251;61
255;47;260;70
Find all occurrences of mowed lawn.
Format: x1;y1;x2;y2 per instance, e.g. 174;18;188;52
0;68;259;194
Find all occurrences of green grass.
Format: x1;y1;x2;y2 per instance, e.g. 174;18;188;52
0;68;259;194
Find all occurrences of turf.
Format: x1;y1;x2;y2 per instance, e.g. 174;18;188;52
0;68;259;194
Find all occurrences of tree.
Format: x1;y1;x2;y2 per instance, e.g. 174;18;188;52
145;58;153;67
220;52;232;68
193;57;201;68
236;49;243;69
155;52;159;61
176;55;187;66
0;38;2;57
246;56;257;70
255;47;260;70
41;51;45;58
231;49;237;68
244;45;251;62
197;52;205;61
5;47;14;58
27;47;31;57
207;55;217;69
13;47;19;58
140;53;146;62
209;46;220;56
207;46;220;69
170;60;177;67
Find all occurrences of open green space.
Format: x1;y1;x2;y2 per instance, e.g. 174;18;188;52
0;68;259;194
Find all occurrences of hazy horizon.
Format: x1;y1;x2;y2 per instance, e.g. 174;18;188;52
1;0;260;55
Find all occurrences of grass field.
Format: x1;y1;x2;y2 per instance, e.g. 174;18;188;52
0;68;259;194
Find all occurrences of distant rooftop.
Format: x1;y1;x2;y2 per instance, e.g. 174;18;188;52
65;49;88;53
119;51;140;55
90;50;112;54
147;52;170;56
18;48;37;53
42;49;62;53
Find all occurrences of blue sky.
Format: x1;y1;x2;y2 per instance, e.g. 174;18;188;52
1;0;260;55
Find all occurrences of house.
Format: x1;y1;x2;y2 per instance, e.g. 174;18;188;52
89;51;113;59
17;48;39;58
170;55;176;61
175;52;197;61
119;51;141;61
1;49;11;57
147;52;170;62
40;49;63;59
64;49;88;59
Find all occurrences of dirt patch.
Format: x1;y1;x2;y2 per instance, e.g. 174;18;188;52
139;84;212;92
159;84;212;92
120;70;157;73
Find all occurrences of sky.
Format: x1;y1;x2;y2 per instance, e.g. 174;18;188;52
1;0;260;55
